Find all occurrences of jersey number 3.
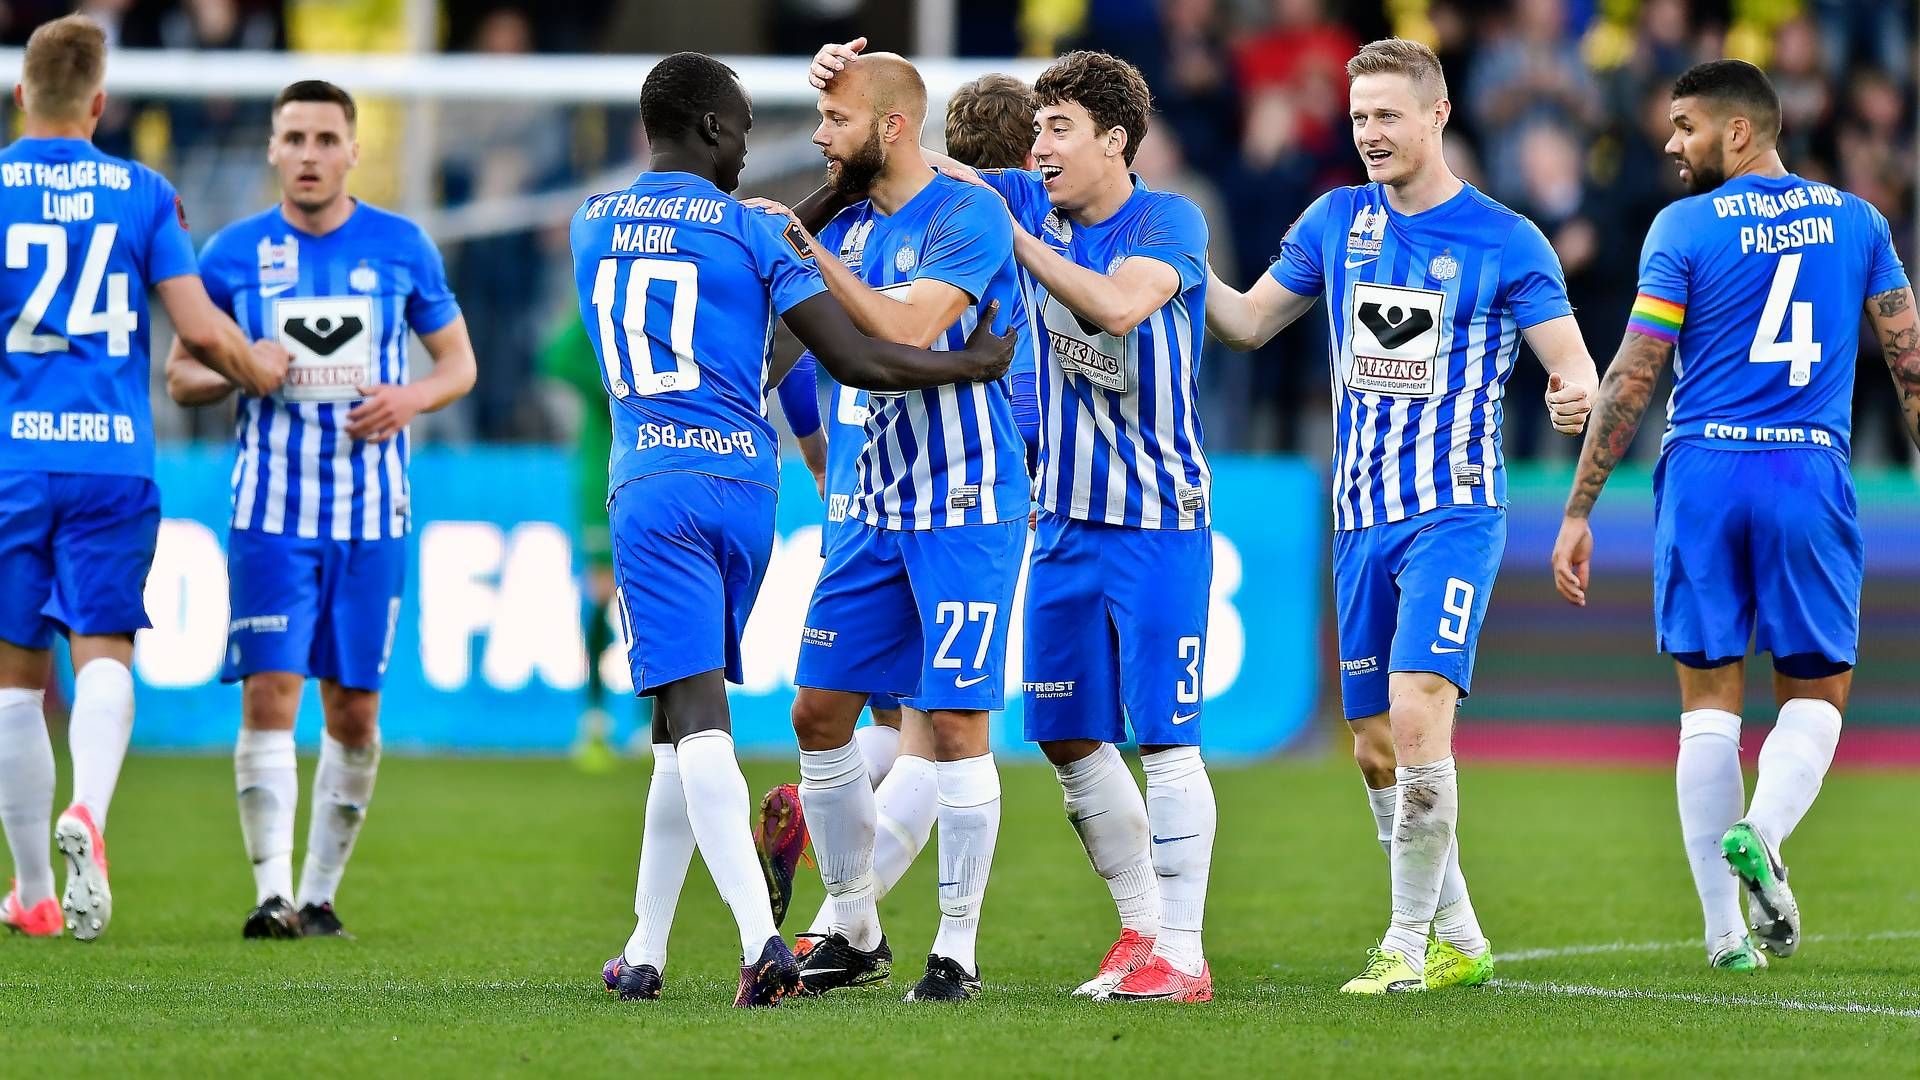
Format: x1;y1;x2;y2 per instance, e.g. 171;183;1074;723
590;256;700;396
1749;252;1820;388
6;223;136;357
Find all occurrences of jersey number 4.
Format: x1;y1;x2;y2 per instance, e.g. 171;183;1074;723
590;256;700;396
1749;252;1820;388
6;223;137;357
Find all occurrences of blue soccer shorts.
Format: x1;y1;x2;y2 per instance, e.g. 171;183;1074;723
1332;505;1505;721
1654;443;1861;675
610;471;776;696
1022;511;1212;747
221;528;407;691
0;471;160;648
796;517;1024;712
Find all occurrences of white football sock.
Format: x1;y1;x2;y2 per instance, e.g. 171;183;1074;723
1747;698;1842;851
677;729;778;960
296;733;379;908
1057;743;1159;937
625;744;695;971
1677;709;1746;950
929;753;999;976
1366;784;1484;956
854;724;901;787
874;753;937;896
67;659;134;829
234;728;297;904
0;688;55;907
799;738;881;949
804;752;937;938
1381;758;1459;972
1142;746;1214;975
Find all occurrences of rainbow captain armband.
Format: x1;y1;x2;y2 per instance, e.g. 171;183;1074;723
1626;293;1684;343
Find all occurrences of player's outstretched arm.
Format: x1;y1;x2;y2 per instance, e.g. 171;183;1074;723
346;316;478;444
1520;314;1600;436
154;275;288;398
1551;330;1674;606
784;294;1013;391
1013;227;1178;338
1205;266;1314;351
163;337;236;406
1866;286;1920;451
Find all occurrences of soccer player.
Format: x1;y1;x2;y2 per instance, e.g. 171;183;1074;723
756;63;1043;978
164;80;477;940
1203;38;1598;993
751;51;1032;1005
1550;60;1914;971
0;15;289;941
930;49;1221;1003
576;52;1012;1008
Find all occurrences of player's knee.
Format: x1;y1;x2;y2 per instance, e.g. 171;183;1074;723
324;692;380;748
241;673;302;729
1351;733;1397;788
789;690;856;751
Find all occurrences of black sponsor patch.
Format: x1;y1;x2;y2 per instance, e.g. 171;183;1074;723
783;220;814;260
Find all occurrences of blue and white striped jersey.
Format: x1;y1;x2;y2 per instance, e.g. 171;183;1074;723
571;171;826;497
984;170;1211;530
0;137;198;478
1271;182;1572;531
814;172;1030;530
200;202;461;540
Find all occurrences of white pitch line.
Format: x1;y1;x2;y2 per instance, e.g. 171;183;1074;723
1503;928;1920;964
1490;979;1920;1019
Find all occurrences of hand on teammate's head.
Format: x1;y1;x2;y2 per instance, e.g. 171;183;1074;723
808;37;868;91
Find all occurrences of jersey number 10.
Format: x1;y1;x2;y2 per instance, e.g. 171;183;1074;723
590;256;701;397
1749;252;1820;388
6;223;137;357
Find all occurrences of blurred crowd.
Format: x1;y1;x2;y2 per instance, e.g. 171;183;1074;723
2;0;1913;463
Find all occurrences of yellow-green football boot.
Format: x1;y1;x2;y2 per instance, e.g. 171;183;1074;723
1423;938;1494;989
1339;947;1424;994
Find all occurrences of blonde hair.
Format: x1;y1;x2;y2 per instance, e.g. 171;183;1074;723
1346;38;1448;103
21;15;107;121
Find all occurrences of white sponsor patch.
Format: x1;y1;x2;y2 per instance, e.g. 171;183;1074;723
1044;293;1134;393
1347;281;1444;397
275;294;375;403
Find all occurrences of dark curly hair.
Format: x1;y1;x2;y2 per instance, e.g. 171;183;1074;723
1672;59;1781;142
640;51;742;142
1032;51;1152;165
945;73;1037;171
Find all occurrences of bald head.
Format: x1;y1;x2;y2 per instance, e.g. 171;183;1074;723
827;51;926;134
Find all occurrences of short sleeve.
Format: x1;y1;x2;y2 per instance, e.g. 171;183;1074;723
744;208;829;316
916;186;1012;302
777;351;822;438
1128;194;1207;291
145;173;198;285
196;228;236;314
1635;203;1690;307
980;169;1050;232
1864;202;1910;297
1501;216;1574;329
404;226;462;336
1268;190;1334;297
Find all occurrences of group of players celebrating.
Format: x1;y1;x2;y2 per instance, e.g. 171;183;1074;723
1;10;1914;1012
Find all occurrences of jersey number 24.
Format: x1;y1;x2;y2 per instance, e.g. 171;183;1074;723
6;223;137;357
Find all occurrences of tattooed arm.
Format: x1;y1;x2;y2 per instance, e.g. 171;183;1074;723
1550;330;1675;605
1866;286;1920;451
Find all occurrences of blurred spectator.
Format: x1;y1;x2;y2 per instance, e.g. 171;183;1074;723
1468;0;1601;202
1769;15;1833;171
1233;0;1358;164
1508;124;1607;459
1142;0;1242;170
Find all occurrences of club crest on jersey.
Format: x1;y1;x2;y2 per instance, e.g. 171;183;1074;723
839;220;875;271
1428;251;1459;282
257;235;299;288
894;245;917;273
349;262;379;293
1347;206;1387;256
1347;281;1444;398
1043;212;1072;246
1106;254;1126;275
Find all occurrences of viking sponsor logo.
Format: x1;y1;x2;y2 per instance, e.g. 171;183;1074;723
1024;680;1076;698
1348;282;1444;397
275;295;374;403
1044;294;1131;392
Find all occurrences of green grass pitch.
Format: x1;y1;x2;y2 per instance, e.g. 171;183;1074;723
2;753;1916;1076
